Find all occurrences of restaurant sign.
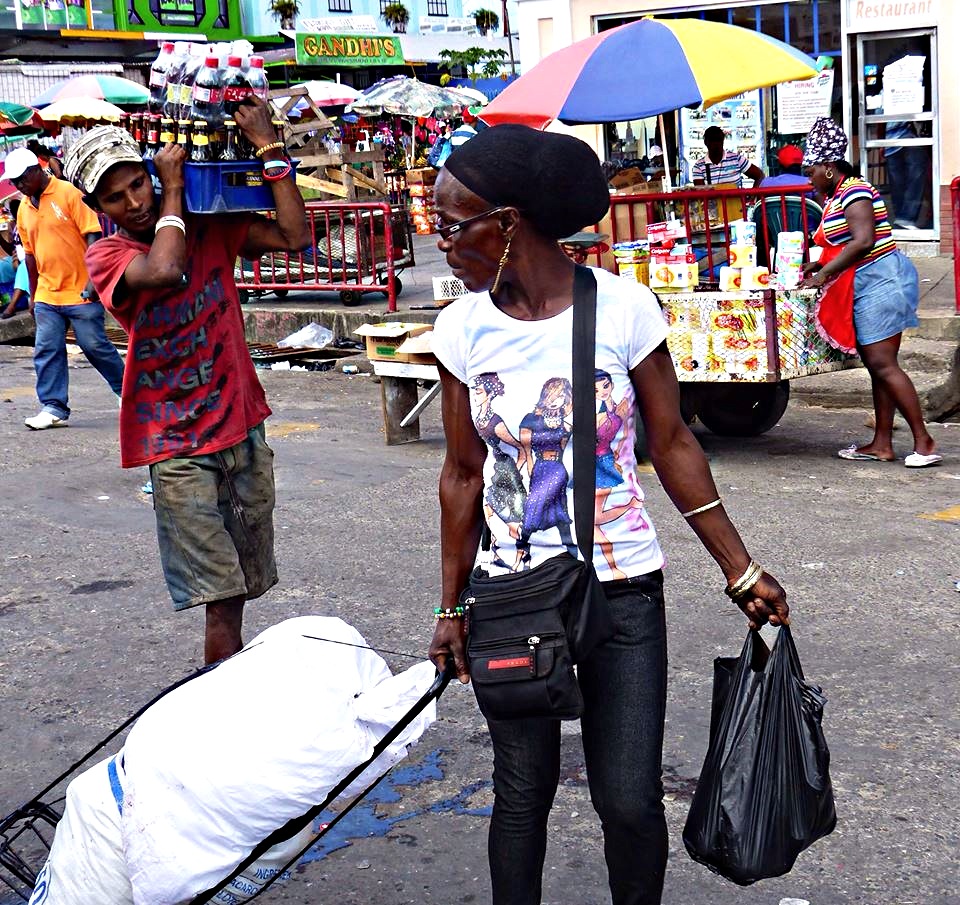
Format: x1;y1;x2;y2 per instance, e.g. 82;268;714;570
296;32;405;67
846;0;938;31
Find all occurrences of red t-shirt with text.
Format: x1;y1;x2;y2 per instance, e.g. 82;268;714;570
86;215;271;468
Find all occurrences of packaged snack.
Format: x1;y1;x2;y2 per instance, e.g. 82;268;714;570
650;262;697;291
740;266;771;290
719;266;742;291
774;250;804;272
776;231;805;256
646;219;689;245
729;244;757;269
730;219;757;245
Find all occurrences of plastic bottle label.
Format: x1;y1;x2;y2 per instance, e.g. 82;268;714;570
149;72;165;88
179;84;192;105
193;134;209;146
193;86;224;104
224;86;253;102
166;84;179;103
160;129;175;143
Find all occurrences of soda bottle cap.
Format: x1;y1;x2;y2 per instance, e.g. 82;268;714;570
162;41;174;52
224;120;237;126
178;119;190;125
249;56;264;68
204;56;219;67
228;55;242;67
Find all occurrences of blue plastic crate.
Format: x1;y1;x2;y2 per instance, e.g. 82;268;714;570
145;160;298;214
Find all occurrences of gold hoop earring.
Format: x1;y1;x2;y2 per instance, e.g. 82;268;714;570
491;237;512;295
825;169;834;179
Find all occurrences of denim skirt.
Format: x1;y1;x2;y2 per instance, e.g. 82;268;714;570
853;250;920;345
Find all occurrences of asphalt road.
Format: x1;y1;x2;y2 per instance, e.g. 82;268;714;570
1;345;958;905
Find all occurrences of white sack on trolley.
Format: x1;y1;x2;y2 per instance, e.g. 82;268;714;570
30;616;437;905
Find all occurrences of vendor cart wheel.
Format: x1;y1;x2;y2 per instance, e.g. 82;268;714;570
678;385;698;425
380;275;403;299
238;288;251;305
273;289;289;299
696;381;791;437
340;289;364;306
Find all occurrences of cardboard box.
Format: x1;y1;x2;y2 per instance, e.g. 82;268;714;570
650;261;698;291
647;219;689;245
394;331;437;365
729;244;757;269
405;168;437;186
609;167;647;191
354;322;433;362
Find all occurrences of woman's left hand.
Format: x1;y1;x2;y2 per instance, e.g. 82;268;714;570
734;572;789;630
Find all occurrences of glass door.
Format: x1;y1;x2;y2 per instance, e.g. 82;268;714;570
856;29;938;239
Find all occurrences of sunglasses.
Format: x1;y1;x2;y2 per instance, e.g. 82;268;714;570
434;206;508;240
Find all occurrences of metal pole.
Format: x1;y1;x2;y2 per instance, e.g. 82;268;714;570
501;0;516;77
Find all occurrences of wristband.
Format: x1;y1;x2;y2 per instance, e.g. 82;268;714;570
681;498;722;519
262;158;290;171
155;215;186;236
263;164;292;182
254;141;285;159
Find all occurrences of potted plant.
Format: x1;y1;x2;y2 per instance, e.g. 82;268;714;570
382;2;410;34
269;0;300;30
473;8;499;35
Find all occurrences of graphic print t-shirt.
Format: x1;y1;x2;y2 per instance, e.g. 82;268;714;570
86;215;271;468
432;267;668;580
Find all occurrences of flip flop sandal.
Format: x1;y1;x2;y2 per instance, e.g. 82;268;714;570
837;445;888;461
904;452;943;468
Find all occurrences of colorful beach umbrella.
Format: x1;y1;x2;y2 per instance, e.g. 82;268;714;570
40;98;126;126
0;102;45;134
32;74;148;108
348;76;470;118
480;17;818;128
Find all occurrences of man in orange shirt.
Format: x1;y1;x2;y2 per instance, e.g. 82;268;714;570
6;148;124;430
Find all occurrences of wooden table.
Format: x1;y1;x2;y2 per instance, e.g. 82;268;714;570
371;360;441;444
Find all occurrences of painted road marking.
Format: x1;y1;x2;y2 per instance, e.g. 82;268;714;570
919;504;960;522
267;421;321;440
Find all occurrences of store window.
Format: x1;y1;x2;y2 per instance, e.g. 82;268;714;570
427;0;449;17
328;0;353;11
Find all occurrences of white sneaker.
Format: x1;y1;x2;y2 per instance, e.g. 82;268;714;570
25;411;67;430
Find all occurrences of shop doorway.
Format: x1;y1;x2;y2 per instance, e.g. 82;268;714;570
856;29;938;238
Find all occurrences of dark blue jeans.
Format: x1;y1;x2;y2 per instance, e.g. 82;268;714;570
485;571;668;905
33;301;125;420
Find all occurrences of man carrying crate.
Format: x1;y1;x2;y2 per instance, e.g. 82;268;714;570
64;98;311;664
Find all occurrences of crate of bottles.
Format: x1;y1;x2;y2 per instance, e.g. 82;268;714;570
146;159;299;214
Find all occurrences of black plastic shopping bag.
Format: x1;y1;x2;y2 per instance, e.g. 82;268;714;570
682;624;837;885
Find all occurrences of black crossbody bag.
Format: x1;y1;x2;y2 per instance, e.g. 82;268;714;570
461;265;614;721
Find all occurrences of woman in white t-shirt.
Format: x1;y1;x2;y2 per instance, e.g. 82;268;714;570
427;124;789;905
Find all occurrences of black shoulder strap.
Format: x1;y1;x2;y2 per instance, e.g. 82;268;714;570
571;264;597;564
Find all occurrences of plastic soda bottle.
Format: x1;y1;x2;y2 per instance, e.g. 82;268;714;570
220;120;241;161
143;115;161;160
162;42;189;119
246;56;269;101
189;55;225;133
222;55;254;121
148;42;175;115
179;44;210;119
190;121;212;162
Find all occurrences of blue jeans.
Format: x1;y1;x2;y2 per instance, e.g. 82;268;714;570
33;301;125;420
485;572;669;905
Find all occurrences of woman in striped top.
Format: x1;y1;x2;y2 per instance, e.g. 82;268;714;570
799;117;939;467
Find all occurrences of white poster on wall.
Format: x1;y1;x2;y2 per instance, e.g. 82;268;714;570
680;90;764;184
881;55;926;114
776;70;835;134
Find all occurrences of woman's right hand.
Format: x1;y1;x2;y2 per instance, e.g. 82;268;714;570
153;143;185;189
429;616;470;684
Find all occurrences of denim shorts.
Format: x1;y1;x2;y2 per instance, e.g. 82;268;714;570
853;251;920;346
150;423;278;611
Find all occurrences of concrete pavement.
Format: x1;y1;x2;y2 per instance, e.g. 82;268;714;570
1;345;959;905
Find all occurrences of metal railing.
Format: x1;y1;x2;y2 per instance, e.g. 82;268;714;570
603;184;824;277
235;201;413;312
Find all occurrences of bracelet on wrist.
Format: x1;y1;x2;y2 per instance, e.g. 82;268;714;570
263;164;292;182
724;560;763;601
434;605;465;622
155;215;186;236
254;141;286;159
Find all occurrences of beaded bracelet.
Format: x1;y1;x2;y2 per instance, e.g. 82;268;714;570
434;606;465;622
254;141;285;159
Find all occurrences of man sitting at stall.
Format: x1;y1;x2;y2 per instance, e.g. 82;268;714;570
692;125;765;188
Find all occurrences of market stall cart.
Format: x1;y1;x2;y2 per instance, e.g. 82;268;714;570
661;287;856;435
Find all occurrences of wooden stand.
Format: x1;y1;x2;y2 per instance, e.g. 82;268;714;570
268;86;388;202
371;361;441;444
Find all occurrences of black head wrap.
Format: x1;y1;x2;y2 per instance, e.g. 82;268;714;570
443;123;610;240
